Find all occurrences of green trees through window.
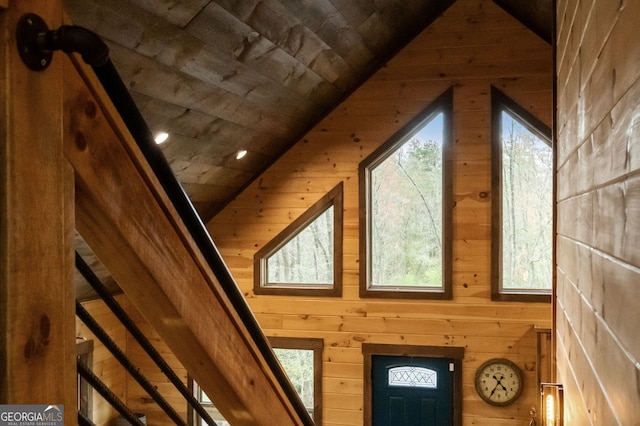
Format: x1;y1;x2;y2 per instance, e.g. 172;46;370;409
492;87;552;301
360;88;453;299
191;337;323;425
370;114;444;287
273;348;315;412
255;182;343;296
500;111;552;291
267;206;334;285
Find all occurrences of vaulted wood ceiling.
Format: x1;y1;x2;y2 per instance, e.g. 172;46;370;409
63;0;552;223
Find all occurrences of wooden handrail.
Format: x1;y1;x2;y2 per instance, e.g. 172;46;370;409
63;51;308;425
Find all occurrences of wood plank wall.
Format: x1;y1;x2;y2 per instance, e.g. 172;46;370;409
76;297;129;425
555;0;640;424
207;0;552;424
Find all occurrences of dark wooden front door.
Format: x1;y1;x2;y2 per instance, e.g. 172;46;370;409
372;355;454;426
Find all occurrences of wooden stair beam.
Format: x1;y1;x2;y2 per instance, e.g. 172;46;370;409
0;0;77;413
62;54;304;425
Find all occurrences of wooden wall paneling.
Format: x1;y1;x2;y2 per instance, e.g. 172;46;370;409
0;0;77;414
556;0;640;423
555;280;619;425
198;0;554;424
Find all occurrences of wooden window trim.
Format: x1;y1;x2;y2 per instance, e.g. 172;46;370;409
189;337;323;425
491;87;552;302
76;339;94;421
268;336;323;425
359;88;454;300
254;182;343;297
362;343;464;426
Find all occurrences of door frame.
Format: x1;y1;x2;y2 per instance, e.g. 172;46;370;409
363;344;464;426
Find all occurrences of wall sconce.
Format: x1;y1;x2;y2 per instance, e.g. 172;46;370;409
540;383;564;426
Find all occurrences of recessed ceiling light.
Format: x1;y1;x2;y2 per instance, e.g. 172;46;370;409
235;149;248;160
154;132;169;144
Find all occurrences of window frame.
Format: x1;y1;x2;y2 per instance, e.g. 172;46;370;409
491;87;552;302
189;337;323;426
254;182;343;297
76;339;94;421
268;336;323;425
359;88;453;300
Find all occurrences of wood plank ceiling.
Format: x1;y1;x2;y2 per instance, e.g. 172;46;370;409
63;0;551;221
64;0;552;222
63;0;455;220
64;0;551;296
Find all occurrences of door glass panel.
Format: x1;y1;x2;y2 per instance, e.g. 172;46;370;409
388;366;437;389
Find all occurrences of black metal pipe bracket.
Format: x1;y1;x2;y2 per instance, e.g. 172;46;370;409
16;13;109;71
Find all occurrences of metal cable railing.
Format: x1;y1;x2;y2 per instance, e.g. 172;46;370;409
76;252;218;426
78;411;96;426
76;301;190;426
77;361;146;426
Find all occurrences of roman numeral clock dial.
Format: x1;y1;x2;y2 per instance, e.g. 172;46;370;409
474;358;523;406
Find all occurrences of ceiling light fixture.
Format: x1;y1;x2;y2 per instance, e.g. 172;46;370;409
154;132;169;144
235;149;248;160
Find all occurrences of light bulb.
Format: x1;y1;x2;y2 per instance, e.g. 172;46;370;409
545;394;555;425
154;132;169;144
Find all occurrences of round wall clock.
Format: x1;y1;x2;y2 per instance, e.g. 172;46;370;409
474;358;523;406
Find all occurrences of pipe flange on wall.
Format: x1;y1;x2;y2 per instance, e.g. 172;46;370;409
16;13;110;71
16;13;53;71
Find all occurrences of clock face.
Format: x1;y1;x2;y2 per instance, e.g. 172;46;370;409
475;358;523;406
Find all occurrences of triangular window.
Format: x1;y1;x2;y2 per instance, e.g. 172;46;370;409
254;183;343;296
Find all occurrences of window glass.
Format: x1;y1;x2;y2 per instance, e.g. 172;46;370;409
500;111;552;292
192;338;322;425
274;348;315;414
491;87;552;301
193;386;228;426
267;206;334;285
255;183;343;296
370;113;444;289
360;88;453;299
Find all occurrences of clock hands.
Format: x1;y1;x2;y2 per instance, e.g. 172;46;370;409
490;374;509;399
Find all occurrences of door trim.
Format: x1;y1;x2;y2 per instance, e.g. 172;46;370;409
363;344;464;426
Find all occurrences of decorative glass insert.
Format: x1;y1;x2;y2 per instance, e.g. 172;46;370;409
388;366;437;389
266;206;334;285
